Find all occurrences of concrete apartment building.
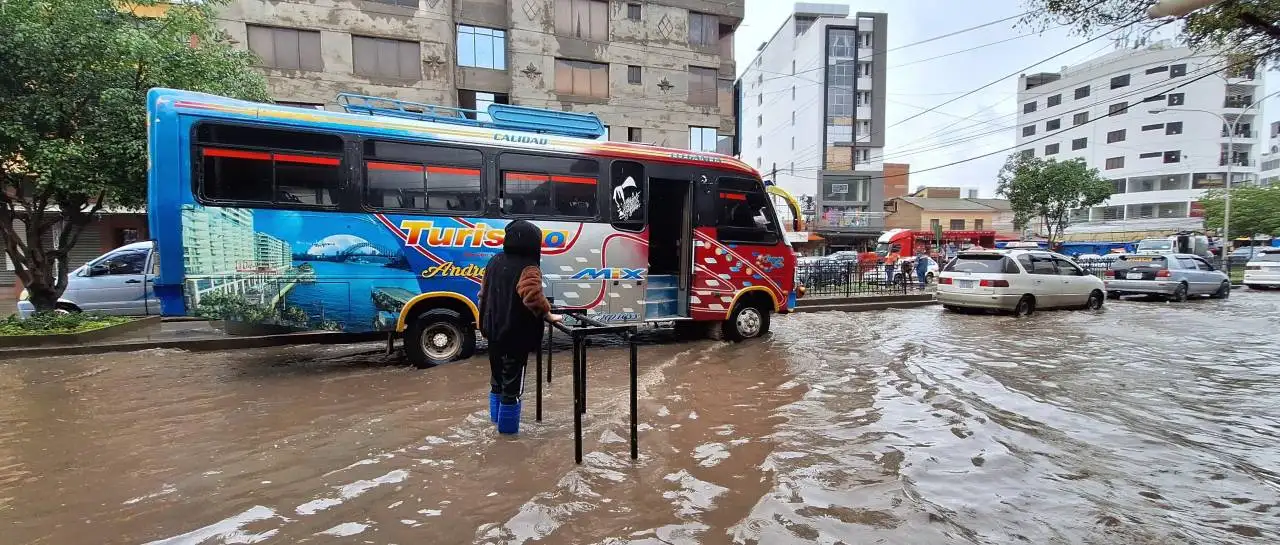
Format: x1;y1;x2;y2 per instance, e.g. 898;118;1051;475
1015;42;1266;239
1260;120;1280;187
736;3;888;249
217;0;741;152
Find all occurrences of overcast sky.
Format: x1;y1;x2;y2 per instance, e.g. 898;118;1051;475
733;0;1279;198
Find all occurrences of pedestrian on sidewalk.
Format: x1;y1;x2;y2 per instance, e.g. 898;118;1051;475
914;249;932;287
478;220;563;435
884;246;901;286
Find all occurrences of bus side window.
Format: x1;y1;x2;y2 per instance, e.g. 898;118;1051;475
715;178;779;245
498;154;599;219
362;140;483;213
609;161;645;226
196;123;344;208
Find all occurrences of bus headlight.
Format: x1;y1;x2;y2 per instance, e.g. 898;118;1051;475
18;289;29;301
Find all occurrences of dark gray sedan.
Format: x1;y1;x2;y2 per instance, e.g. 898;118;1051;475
1104;253;1231;302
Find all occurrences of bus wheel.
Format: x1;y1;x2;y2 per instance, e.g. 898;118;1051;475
720;302;771;342
405;308;475;369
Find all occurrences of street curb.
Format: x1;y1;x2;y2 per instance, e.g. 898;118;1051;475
797;293;934;307
0;316;162;349
0;330;386;360
793;299;939;314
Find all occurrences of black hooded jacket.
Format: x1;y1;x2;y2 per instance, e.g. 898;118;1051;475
479;220;550;352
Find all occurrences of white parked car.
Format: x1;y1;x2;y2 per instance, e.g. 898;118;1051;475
937;249;1106;316
1243;248;1280;290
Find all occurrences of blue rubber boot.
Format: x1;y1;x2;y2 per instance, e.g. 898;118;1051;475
496;401;521;435
489;393;500;423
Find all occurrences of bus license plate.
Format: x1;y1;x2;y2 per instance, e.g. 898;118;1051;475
1126;272;1145;280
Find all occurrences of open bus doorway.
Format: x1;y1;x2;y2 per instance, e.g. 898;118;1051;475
644;177;692;319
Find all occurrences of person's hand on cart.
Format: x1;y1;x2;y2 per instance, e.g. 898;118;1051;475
546;313;565;324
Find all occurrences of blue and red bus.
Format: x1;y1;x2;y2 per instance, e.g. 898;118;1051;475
147;88;797;367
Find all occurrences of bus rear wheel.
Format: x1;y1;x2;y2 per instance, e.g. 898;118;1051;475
404;308;476;369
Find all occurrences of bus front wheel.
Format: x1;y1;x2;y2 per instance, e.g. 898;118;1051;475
714;302;771;342
404;308;476;369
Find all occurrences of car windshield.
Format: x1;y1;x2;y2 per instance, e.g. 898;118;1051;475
1138;240;1173;251
1233;247;1256;255
945;254;1011;273
1111;255;1168;270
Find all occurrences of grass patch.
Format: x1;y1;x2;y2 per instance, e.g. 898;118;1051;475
0;313;131;336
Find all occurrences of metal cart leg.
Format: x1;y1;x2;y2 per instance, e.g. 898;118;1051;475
629;337;639;461
572;334;583;464
535;341;543;422
545;323;553;384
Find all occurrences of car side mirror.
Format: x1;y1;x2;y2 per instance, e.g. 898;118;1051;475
88;264;109;277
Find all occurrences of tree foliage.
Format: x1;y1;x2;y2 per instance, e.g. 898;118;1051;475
1198;186;1280;237
1020;0;1280;67
997;154;1113;244
0;0;268;311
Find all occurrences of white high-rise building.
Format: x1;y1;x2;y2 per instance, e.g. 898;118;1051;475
1015;42;1265;237
1259;121;1280;187
737;3;888;241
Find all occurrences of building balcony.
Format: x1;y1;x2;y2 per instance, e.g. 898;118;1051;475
1224;98;1254;110
1219;158;1255;167
1221;129;1255;140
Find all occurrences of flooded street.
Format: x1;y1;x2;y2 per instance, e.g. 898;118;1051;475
3;292;1280;544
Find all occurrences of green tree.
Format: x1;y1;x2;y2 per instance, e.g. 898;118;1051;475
997;154;1114;245
1199;186;1280;238
1020;0;1280;66
0;0;268;312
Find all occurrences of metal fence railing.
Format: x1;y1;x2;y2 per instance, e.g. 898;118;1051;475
795;260;931;298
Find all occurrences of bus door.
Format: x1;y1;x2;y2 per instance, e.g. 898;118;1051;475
611;161;687;320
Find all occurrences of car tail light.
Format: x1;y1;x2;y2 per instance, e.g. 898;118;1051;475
979;279;1010;287
1104;270;1115;277
938;276;953;285
1156;269;1171;278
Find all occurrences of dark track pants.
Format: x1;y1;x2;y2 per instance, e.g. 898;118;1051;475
489;348;529;405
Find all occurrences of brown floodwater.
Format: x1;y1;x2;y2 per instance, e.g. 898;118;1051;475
2;291;1279;544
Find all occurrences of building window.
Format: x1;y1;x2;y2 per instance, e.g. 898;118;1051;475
688;66;717;106
1019;149;1033;159
757;93;763;106
688;11;719;47
756;136;762;148
791;112;795;125
367;0;418;6
1142;123;1164;131
196;124;344;207
974;219;984;230
757;115;763;127
791;86;796;100
458;90;509;121
689;126;717;152
1072;112;1089;126
1146;65;1169;74
1074;85;1090;99
857;148;871;163
555;0;608;41
1107;129;1126;143
1105;156;1125;170
1170;63;1186;77
930;218;942;231
790;136;795;149
1109;101;1128;115
554;58;609;98
364;143;483;212
828;29;856;57
1168;93;1185;106
1110;74;1130;89
791;60;795;74
628;127;642;142
1163;151;1181;163
1047;94;1061;107
949;219;965;230
1046;118;1061;131
456;25;506;70
246;26;323;71
1166;122;1183;135
352;35;421;79
626;65;641;84
861;62;872;76
1139;152;1162;159
1022;125;1036;137
1023;101;1037;114
1045;143;1059;155
626;2;641;21
1072;137;1087;150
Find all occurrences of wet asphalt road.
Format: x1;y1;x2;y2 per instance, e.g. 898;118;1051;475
2;290;1279;544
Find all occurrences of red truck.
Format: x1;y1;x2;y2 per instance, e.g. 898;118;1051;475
875;228;997;258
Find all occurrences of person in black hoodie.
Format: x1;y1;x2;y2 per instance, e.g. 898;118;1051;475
478;219;562;434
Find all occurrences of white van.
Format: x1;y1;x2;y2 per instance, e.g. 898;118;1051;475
16;241;162;318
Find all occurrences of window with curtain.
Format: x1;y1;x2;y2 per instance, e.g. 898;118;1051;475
554;59;609;98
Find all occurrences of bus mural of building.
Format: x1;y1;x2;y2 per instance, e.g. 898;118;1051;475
148;89;798;367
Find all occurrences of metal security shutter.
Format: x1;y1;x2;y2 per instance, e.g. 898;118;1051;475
63;218;104;270
1;220;25;286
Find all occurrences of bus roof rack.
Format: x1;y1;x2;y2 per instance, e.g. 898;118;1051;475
335;93;606;139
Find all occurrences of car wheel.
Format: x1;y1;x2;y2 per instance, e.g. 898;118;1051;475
1211;281;1231;299
721;302;770;342
1014;295;1035;317
404;308;475;369
942;304;964;313
1085;290;1104;310
54;302;81;315
1245;284;1263;290
1171;283;1188;303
